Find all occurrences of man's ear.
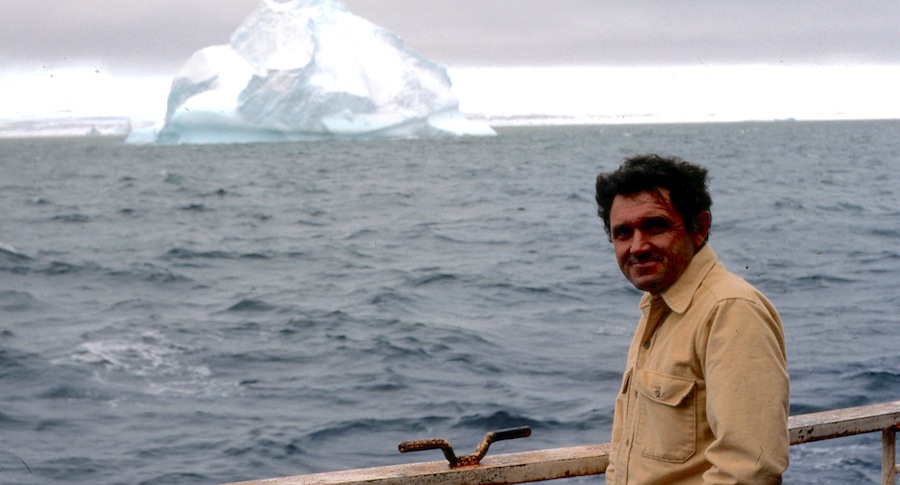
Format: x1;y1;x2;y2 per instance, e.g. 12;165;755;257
693;211;712;247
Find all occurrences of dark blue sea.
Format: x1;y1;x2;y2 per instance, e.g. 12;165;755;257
1;121;898;485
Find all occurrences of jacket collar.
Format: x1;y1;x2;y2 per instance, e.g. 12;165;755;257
640;244;718;315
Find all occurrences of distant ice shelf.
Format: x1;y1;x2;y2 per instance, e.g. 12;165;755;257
127;0;495;145
0;116;133;139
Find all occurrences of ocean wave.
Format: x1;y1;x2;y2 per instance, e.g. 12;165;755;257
844;369;900;393
454;409;550;431
36;384;113;401
163;247;273;261
306;416;449;443
1;254;192;287
0;290;41;312
40;260;90;275
0;346;41;380
51;213;92;223
407;271;459;286
225;299;279;313
67;332;231;398
179;203;212;212
138;471;211;485
0;242;31;261
848;249;900;264
868;227;900;238
108;263;192;285
369;290;417;308
0;410;28;428
792;273;859;289
788;440;881;483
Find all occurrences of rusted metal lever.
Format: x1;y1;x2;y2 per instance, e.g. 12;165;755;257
398;426;532;468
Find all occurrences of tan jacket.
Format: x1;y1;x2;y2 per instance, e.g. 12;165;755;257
606;245;789;484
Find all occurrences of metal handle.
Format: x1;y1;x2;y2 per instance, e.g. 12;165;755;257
398;426;532;468
398;438;458;465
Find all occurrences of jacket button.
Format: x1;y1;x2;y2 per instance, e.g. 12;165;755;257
654;387;661;397
643;341;651;349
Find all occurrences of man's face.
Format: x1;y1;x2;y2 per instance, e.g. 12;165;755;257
608;189;708;294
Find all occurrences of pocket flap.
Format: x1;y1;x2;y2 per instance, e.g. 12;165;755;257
634;368;694;406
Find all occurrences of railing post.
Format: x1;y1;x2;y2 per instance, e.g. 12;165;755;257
884;426;898;485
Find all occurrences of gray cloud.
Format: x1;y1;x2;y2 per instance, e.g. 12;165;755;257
2;0;898;73
347;0;900;66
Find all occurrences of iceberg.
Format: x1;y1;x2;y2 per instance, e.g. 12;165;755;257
128;0;495;144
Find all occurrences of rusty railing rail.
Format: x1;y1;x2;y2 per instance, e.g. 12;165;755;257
225;400;900;485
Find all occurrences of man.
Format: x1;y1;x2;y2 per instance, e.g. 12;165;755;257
595;154;789;484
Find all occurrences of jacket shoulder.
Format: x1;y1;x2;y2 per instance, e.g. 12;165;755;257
698;263;770;308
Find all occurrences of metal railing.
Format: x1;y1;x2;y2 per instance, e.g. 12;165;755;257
226;400;900;485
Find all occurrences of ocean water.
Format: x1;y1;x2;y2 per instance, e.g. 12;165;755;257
1;121;898;485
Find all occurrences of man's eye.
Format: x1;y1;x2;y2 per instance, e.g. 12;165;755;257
612;228;633;240
643;220;670;234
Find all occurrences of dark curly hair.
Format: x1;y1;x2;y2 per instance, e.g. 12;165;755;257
595;154;712;241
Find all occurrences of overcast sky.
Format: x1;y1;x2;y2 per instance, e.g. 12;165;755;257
2;0;899;124
3;0;899;73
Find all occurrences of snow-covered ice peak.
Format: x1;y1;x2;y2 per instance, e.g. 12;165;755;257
128;0;494;144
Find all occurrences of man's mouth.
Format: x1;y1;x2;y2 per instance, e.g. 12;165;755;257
629;259;661;272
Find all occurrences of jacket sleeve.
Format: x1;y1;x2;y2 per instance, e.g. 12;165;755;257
700;297;790;484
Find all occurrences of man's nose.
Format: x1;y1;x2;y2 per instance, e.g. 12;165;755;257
630;230;652;254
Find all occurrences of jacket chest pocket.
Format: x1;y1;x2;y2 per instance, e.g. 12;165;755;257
634;368;697;463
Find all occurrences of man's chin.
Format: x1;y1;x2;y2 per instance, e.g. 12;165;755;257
627;274;664;294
